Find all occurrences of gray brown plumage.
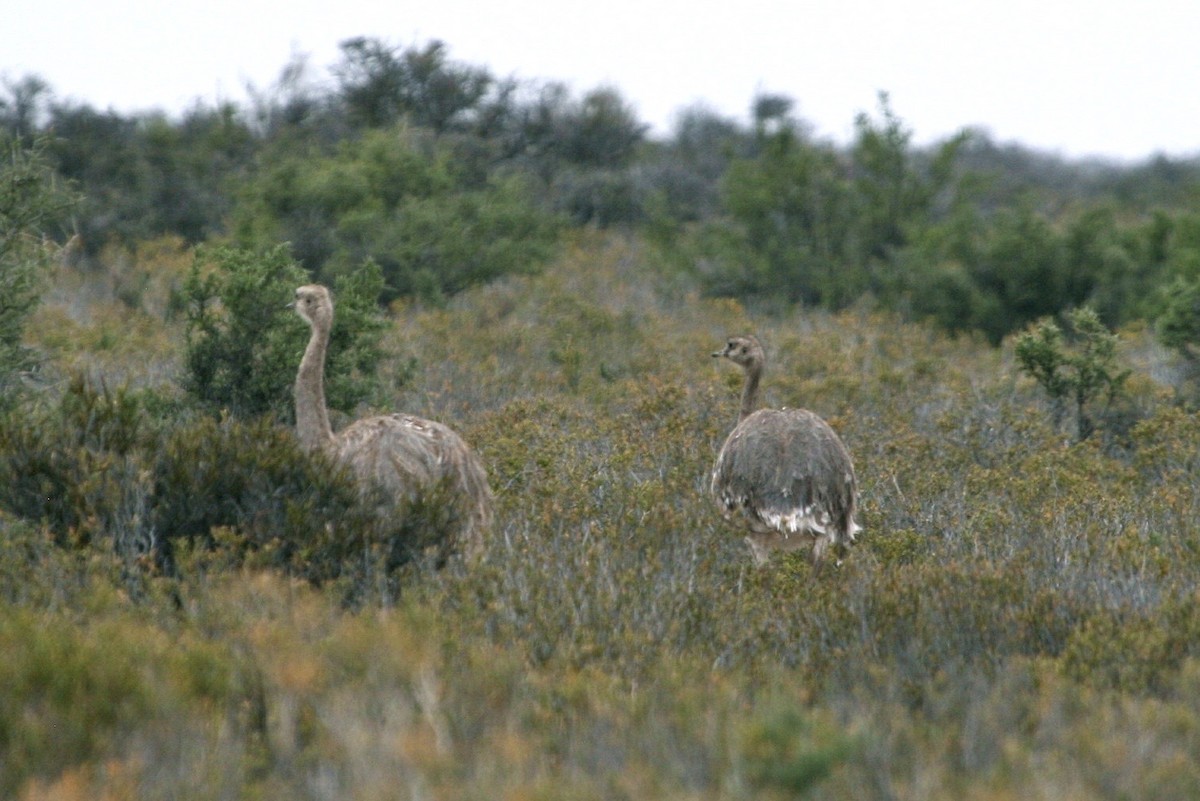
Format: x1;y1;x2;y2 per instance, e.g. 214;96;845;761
710;335;859;569
291;284;493;561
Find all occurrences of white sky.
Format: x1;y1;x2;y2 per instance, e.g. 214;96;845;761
3;0;1198;161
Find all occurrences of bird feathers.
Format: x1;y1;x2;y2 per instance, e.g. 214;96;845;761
712;408;857;544
293;284;493;562
710;338;860;569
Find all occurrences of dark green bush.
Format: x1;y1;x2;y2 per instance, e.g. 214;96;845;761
231;126;562;304
153;412;467;600
0;376;155;551
553;168;647;227
0;373;456;599
182;243;389;421
0;134;77;404
1015;306;1131;441
152;414;350;559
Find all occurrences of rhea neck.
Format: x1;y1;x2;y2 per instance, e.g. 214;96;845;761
295;312;336;451
738;359;762;424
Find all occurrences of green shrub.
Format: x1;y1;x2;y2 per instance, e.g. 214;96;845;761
0;600;257;798
0;134;77;405
182;243;389;421
153;413;466;601
1015;306;1131;441
0;374;454;599
553;168;646;227
739;704;859;795
232;126;562;304
0;608;152;795
0;376;155;552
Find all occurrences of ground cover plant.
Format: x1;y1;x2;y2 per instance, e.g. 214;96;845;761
2;230;1200;799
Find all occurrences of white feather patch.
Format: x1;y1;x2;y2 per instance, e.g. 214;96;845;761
718;492;830;539
759;506;830;537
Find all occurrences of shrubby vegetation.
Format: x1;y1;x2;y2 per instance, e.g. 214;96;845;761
0;134;76;404
0;232;1198;797
2;35;1200;799
231;125;562;302
1016;305;1131;442
182;243;391;420
8;39;1200;348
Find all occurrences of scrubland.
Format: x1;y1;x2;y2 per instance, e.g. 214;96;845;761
5;230;1200;800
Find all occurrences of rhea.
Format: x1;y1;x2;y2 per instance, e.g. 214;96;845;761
291;284;493;561
710;335;859;570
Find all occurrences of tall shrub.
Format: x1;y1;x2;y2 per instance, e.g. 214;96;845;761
0;134;76;403
181;243;388;421
1015;306;1130;441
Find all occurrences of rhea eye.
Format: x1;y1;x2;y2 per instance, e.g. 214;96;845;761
740;346;747;354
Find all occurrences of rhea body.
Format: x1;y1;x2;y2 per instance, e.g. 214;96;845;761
292;284;493;561
710;335;859;569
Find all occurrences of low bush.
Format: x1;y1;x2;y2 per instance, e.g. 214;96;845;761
0;376;156;555
0;600;254;799
0;376;466;607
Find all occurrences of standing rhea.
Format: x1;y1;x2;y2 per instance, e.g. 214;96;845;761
291;284;493;561
710;335;859;570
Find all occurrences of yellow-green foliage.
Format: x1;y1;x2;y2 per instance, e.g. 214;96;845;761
4;229;1200;799
26;236;191;387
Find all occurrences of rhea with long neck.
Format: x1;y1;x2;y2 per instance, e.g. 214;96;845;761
712;335;765;424
288;283;496;563
710;333;861;570
292;284;336;452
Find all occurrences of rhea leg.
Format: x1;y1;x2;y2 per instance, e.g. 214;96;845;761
744;535;771;567
810;533;833;575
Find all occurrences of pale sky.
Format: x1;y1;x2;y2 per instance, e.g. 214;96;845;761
4;0;1198;161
